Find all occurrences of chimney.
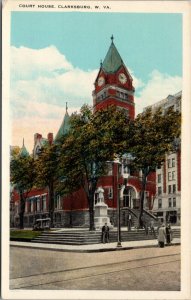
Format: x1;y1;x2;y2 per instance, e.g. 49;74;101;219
47;133;53;144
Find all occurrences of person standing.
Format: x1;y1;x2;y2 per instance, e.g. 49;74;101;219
101;223;109;243
127;214;132;231
150;219;156;238
158;223;166;247
166;223;172;245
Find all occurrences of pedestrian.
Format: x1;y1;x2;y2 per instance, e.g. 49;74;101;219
150;219;156;238
158;223;166;247
101;223;109;243
127;214;132;231
166;223;172;245
144;221;149;235
141;215;148;235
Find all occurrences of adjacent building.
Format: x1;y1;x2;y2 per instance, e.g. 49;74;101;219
146;92;181;225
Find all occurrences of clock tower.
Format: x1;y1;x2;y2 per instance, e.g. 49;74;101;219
93;36;135;120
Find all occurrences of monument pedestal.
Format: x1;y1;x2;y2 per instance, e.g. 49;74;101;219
94;201;113;230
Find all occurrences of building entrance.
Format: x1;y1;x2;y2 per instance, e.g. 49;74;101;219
123;186;136;208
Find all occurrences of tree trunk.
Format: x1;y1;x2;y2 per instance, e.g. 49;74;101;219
48;181;54;228
88;182;97;231
89;198;95;231
19;192;25;229
86;180;97;231
138;168;147;227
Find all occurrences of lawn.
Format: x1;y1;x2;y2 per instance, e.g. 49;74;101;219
10;230;42;240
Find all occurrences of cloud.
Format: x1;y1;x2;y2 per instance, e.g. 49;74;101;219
10;45;99;120
128;68;145;90
10;45;100;152
10;46;182;153
135;70;182;115
11;45;73;81
11;106;80;153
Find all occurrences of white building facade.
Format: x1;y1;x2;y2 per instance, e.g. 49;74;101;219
145;91;181;225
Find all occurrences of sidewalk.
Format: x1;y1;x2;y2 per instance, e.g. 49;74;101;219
10;237;180;253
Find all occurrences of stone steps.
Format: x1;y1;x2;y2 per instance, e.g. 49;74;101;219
31;228;180;245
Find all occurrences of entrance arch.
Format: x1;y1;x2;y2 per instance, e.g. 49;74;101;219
123;186;137;208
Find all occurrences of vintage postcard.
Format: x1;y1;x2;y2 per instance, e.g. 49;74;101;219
2;0;191;299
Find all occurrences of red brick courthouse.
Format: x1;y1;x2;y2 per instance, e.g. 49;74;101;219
10;37;181;228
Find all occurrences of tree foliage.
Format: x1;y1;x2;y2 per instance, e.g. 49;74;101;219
10;155;36;229
127;107;181;226
59;105;130;230
34;143;60;226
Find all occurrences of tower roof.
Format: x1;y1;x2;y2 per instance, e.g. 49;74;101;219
19;138;29;157
102;36;123;73
55;103;70;142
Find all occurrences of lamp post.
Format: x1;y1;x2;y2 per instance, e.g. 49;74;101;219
116;161;122;248
115;153;134;247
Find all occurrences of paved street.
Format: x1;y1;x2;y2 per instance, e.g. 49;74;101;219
10;245;180;291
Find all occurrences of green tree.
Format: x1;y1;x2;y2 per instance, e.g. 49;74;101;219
10;155;36;229
34;143;61;227
127;107;181;226
59;105;130;230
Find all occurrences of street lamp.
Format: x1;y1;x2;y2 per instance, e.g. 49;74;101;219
116;160;122;248
115;153;134;247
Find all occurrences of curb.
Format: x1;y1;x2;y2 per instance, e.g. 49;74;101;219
10;242;180;253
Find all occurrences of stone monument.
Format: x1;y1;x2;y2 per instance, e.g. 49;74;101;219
94;187;113;230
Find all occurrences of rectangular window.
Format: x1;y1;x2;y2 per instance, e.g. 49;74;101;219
37;197;40;212
15;202;19;214
118;164;122;175
168;198;172;207
28;201;31;213
25;200;28;213
158;174;161;183
173;198;176;207
172;158;175;167
31;200;34;212
168;172;172;181
168;185;172;194
158;186;162;195
168;159;171;168
108;187;113;199
172;171;175;180
123;164;129;174
57;195;61;209
158;199;162;209
173;184;176;193
43;195;47;211
107;163;113;176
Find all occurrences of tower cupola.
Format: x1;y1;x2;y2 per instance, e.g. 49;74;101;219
93;36;135;120
55;102;70;142
19;138;29;157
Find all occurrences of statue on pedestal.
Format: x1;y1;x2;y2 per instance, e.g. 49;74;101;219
94;187;113;230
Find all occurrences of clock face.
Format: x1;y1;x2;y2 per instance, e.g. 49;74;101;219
118;73;127;84
98;76;105;87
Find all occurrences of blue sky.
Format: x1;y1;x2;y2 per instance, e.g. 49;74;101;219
11;12;182;79
10;12;182;151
